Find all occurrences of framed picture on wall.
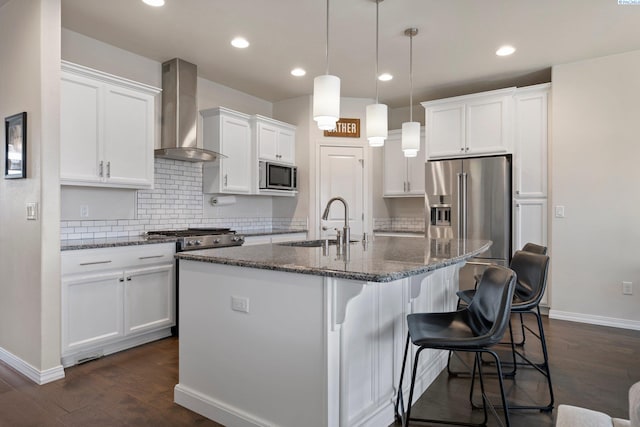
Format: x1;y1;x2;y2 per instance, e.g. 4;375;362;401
5;112;27;179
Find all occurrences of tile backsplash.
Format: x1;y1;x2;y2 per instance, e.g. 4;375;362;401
373;217;425;232
60;158;307;240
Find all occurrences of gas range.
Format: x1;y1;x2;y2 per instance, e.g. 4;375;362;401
146;228;245;251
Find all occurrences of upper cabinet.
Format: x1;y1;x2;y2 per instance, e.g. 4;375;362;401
382;128;426;197
513;84;549;198
201;107;254;194
422;87;515;159
60;61;159;189
254;116;296;165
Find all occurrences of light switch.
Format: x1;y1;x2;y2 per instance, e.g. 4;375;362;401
26;202;38;220
554;205;565;218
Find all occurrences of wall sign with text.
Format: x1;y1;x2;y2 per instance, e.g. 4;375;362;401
323;118;360;138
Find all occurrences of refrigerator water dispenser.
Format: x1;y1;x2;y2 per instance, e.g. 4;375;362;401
430;205;451;226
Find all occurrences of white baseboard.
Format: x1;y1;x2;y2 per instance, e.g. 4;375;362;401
549;309;640;331
0;346;65;385
174;384;272;427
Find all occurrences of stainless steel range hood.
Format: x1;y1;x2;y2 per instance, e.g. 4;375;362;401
155;58;224;162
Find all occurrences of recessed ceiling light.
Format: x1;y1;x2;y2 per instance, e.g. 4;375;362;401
496;45;516;56
142;0;165;6
378;73;393;81
291;68;306;77
231;37;250;49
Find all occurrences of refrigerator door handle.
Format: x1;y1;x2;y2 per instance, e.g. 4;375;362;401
457;172;463;238
461;172;468;239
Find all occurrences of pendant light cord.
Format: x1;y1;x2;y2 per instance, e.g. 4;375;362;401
375;0;380;103
325;0;330;75
409;30;413;122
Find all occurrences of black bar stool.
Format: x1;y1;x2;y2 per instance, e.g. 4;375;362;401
449;249;554;412
394;265;517;427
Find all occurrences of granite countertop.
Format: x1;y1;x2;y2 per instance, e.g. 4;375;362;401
61;236;177;251
176;237;491;283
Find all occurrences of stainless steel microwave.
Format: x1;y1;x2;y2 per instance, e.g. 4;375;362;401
259;161;297;191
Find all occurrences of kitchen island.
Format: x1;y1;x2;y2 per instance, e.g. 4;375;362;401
174;237;490;427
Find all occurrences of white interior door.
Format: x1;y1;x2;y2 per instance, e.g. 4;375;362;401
319;145;364;239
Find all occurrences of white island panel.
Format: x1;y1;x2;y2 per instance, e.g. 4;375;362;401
175;258;462;427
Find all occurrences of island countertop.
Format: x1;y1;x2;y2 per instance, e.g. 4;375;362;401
175;236;491;282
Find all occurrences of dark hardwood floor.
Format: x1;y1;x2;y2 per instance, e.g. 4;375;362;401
0;316;637;426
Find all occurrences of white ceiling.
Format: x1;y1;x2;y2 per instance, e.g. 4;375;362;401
59;0;640;108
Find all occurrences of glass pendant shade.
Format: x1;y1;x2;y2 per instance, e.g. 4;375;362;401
402;121;420;157
313;74;341;131
366;103;388;147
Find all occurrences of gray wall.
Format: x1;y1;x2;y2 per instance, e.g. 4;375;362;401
0;0;61;373
550;49;640;326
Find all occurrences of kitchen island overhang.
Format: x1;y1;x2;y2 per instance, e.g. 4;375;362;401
174;237;491;427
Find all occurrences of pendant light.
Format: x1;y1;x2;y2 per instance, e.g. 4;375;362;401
402;28;420;158
313;0;340;131
366;0;388;147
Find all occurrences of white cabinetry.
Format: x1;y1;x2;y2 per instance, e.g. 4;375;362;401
514;84;549;198
61;243;175;367
60;61;158;189
201;107;253;194
422;87;514;159
382;128;425;197
512;84;550;305
253;115;296;165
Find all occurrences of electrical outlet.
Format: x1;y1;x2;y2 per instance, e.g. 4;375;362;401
623;281;633;295
554;205;565;218
26;202;38;220
231;296;250;313
80;205;89;218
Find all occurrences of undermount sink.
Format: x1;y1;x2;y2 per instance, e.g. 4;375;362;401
277;239;358;248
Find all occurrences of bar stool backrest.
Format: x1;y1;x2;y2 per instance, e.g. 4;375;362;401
522;242;548;255
466;265;517;346
510;250;550;307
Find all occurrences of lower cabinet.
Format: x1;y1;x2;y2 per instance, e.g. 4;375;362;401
513;198;549;305
61;243;175;367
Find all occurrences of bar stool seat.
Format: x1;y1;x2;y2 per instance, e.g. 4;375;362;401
395;265;517;427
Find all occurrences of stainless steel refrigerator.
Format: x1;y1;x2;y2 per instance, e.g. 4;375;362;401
425;154;512;290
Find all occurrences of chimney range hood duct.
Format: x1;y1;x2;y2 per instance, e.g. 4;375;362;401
155;58;225;162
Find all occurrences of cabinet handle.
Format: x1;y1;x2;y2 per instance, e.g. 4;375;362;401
224;174;228;187
407;182;411;192
465;147;469;151
106;161;111;178
138;255;164;260
403;182;406;192
99;161;104;177
79;260;112;266
119;278;124;282
126;277;132;281
516;190;520;195
460;147;464;152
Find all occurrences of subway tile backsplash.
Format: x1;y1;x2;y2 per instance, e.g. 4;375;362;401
60;158;307;240
373;217;424;232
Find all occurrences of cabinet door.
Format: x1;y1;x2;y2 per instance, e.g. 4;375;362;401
466;95;511;155
513;199;547;253
514;90;548;198
124;263;175;335
426;103;465;158
221;115;253;193
513;199;548;305
60;73;102;185
257;122;279;162
277;128;296;164
62;271;124;354
406;136;426;195
382;135;407;196
103;85;155;189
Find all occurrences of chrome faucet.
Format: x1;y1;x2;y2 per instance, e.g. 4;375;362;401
322;197;350;248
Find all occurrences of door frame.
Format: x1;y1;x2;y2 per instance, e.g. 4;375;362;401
311;141;372;240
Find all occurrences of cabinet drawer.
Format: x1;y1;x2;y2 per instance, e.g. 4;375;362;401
62;243;176;275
